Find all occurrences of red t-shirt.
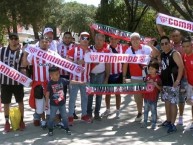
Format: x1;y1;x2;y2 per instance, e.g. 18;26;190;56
184;53;193;86
143;74;161;102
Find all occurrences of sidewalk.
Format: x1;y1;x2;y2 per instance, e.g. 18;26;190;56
0;87;193;145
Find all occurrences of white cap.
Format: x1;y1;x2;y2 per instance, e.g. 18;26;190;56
43;27;53;35
130;32;140;39
80;32;90;37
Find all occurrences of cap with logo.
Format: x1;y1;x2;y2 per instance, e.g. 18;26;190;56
43;27;53;35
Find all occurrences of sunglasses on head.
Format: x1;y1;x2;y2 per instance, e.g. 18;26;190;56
81;36;89;41
161;42;169;46
10;37;18;41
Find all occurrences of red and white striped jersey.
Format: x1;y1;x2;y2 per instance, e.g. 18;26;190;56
57;42;74;76
27;48;58;82
107;44;123;75
67;47;91;83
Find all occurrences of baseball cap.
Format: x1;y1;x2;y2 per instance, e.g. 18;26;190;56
9;33;19;39
43;27;53;35
80;32;90;37
130;32;140;39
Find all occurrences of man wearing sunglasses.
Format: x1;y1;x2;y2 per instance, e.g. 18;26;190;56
157;25;186;125
159;36;184;133
0;33;25;132
67;32;92;125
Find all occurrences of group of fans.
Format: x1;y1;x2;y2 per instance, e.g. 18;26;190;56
0;24;193;136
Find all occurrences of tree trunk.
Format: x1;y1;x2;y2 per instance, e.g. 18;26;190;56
32;23;39;40
11;9;17;33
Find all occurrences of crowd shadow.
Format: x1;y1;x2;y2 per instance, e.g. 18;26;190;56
0;89;193;145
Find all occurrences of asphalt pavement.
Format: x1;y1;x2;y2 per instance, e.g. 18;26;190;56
0;87;193;145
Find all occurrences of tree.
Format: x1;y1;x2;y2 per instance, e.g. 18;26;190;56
96;0;149;32
139;0;193;21
58;2;97;34
0;0;63;39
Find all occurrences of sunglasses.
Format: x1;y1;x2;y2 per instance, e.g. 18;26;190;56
81;36;89;41
10;37;18;41
161;42;169;46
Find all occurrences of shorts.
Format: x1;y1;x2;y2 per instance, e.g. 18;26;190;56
1;85;24;104
35;98;59;115
161;86;179;104
131;79;143;103
108;73;123;84
35;98;45;114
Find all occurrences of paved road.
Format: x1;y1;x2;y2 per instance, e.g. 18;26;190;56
0;87;193;145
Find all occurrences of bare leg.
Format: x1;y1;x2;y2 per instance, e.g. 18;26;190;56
105;95;111;110
115;94;121;110
171;104;178;124
165;101;171;122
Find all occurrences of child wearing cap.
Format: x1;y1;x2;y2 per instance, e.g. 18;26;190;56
45;66;71;136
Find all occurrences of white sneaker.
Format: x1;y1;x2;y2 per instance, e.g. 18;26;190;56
116;110;120;118
177;116;183;125
102;109;110;117
184;122;193;132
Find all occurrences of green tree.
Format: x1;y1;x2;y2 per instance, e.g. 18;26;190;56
59;2;97;33
96;0;149;32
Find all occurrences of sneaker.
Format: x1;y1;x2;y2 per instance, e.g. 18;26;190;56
158;120;171;127
116;110;120;118
135;113;142;122
19;121;26;131
4;122;11;132
48;129;53;136
167;124;177;133
151;123;156;129
73;112;79;119
62;127;71;135
177;116;183;125
94;115;101;121
68;116;74;126
141;122;147;128
184;122;193;131
101;110;110;117
81;115;92;123
41;121;47;130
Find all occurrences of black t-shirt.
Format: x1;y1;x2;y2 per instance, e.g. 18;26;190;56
47;78;69;106
161;49;178;86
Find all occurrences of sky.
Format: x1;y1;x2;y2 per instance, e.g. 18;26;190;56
64;0;100;7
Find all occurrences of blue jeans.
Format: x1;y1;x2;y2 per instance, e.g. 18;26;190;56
48;104;68;129
144;99;157;125
87;72;105;116
69;83;87;116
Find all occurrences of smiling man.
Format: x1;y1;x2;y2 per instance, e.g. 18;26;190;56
0;33;25;132
159;36;184;133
